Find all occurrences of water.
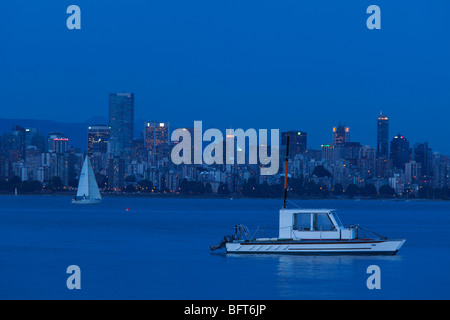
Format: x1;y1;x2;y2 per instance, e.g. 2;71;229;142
0;196;449;300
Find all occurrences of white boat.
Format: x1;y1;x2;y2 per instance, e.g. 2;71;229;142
217;210;405;255
210;135;405;256
14;188;18;197
72;156;102;205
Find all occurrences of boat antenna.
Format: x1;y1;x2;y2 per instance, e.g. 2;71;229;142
283;134;290;209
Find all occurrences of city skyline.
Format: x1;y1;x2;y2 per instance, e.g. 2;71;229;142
2;103;450;158
1;99;449;199
0;91;443;163
0;109;444;157
0;101;446;156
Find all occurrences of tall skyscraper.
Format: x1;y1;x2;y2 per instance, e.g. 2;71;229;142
377;112;389;158
47;132;69;154
88;125;111;155
376;112;390;178
390;134;410;170
332;125;350;146
109;93;134;155
413;142;432;177
145;121;170;162
281;131;307;159
24;128;45;153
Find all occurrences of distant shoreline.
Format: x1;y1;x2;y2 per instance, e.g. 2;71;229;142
0;191;444;201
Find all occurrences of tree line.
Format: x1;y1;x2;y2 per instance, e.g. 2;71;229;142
2;174;450;200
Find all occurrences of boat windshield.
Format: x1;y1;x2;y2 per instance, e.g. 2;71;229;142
330;212;344;228
293;212;337;231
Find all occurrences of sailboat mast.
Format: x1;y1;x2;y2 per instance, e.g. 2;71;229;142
283;135;290;209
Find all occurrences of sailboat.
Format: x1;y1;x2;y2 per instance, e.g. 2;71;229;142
72;156;102;205
210;135;406;255
14;188;18;197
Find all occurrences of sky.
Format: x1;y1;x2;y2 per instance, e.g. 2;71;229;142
1;1;449;153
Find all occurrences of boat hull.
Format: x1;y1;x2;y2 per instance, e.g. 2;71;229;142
226;239;406;256
72;199;102;205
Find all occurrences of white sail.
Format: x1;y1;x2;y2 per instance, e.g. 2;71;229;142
87;157;101;200
76;157;90;198
76;156;101;200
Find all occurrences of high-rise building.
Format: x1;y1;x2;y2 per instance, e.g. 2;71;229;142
321;144;336;162
24;128;45;153
145;121;169;162
413;142;432;177
390;134;410;170
405;160;421;185
88;125;111;155
342;142;361;166
332;125;350;146
132;138;147;162
281;131;307;159
109;93;134;155
359;145;376;178
377;111;389;158
432;152;450;189
47;132;69;154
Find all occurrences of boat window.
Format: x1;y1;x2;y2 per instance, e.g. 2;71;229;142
293;213;336;231
293;213;311;231
314;213;336;231
331;213;343;228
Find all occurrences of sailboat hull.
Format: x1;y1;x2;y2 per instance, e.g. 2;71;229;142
226;239;405;256
72;198;102;205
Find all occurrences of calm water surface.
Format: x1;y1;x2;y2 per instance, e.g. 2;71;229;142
0;196;448;299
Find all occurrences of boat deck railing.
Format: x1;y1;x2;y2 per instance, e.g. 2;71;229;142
234;225;278;241
344;225;387;240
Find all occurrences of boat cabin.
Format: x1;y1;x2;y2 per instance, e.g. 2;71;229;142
278;209;356;240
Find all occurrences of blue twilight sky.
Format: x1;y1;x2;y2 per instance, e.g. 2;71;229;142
1;1;449;153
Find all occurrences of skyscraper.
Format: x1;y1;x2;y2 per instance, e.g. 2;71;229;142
144;121;169;162
377;112;389;158
24;128;45;153
390;134;410;170
359;145;376;178
109;93;134;155
332;125;350;146
405;160;421;185
413;142;432;177
342;142;361;166
47;132;69;154
88;125;111;155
